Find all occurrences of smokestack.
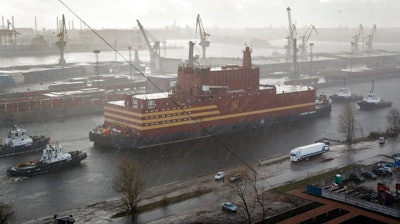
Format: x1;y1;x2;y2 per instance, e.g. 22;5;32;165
188;41;195;67
56;17;58;30
35;16;37;33
242;46;252;68
2;17;4;29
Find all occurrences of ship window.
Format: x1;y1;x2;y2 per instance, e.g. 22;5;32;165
147;100;155;109
162;115;165;118
132;99;138;109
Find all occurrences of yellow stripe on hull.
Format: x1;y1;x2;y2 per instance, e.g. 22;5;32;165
105;102;314;131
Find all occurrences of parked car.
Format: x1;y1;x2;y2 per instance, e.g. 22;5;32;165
379;137;386;144
382;166;393;175
362;170;377;179
392;152;400;159
54;214;75;224
372;167;388;176
214;172;225;180
229;174;241;182
349;173;365;184
221;202;238;212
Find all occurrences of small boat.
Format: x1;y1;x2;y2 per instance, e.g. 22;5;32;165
357;81;392;110
6;144;87;177
330;80;362;103
0;125;50;157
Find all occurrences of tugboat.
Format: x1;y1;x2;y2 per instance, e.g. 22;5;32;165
357;81;392;110
330;80;362;103
330;86;363;103
0;125;49;157
6;143;87;177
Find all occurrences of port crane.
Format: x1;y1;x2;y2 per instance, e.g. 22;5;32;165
195;14;210;59
299;25;317;54
137;19;160;69
351;24;364;51
56;14;67;66
0;18;19;45
365;24;377;51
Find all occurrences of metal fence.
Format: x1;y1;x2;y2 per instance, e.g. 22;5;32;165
307;184;400;218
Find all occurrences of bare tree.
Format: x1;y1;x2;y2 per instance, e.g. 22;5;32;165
113;158;145;216
226;168;265;224
386;108;400;133
338;103;357;144
251;170;266;220
0;202;14;224
227;170;254;224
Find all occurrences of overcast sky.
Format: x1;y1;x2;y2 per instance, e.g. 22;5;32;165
0;0;396;30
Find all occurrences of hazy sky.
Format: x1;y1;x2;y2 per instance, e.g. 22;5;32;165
0;0;396;30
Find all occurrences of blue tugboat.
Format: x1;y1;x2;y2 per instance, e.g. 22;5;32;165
6;143;87;177
0;125;49;157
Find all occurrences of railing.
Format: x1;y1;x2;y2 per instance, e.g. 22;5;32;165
307;184;400;218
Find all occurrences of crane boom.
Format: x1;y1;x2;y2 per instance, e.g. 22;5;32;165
195;14;210;59
137;19;159;68
56;14;67;66
351;24;364;51
300;25;317;54
366;24;377;51
286;7;294;58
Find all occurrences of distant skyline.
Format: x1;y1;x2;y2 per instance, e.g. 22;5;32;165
0;0;396;30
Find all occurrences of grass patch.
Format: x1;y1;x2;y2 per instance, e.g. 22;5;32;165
270;164;357;193
137;188;213;213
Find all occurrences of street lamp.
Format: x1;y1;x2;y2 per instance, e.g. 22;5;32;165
309;43;314;74
93;50;100;89
128;46;134;92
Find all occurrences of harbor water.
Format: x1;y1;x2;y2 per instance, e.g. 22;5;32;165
0;77;399;222
1;41;400;222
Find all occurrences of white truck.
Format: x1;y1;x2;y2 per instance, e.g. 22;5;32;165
290;143;329;162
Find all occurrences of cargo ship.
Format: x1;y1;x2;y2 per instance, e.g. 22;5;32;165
6;143;87;177
89;45;331;149
0;125;49;157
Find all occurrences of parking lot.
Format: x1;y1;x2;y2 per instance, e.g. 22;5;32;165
322;160;400;210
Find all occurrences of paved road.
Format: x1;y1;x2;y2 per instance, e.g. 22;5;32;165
49;137;398;224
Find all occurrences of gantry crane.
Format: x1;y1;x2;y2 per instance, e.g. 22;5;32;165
56;14;67;66
0;19;19;45
366;24;377;51
351;24;364;51
137;19;160;69
299;25;317;54
195;14;210;59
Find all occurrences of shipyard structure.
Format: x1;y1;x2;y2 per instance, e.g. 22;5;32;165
89;45;331;149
